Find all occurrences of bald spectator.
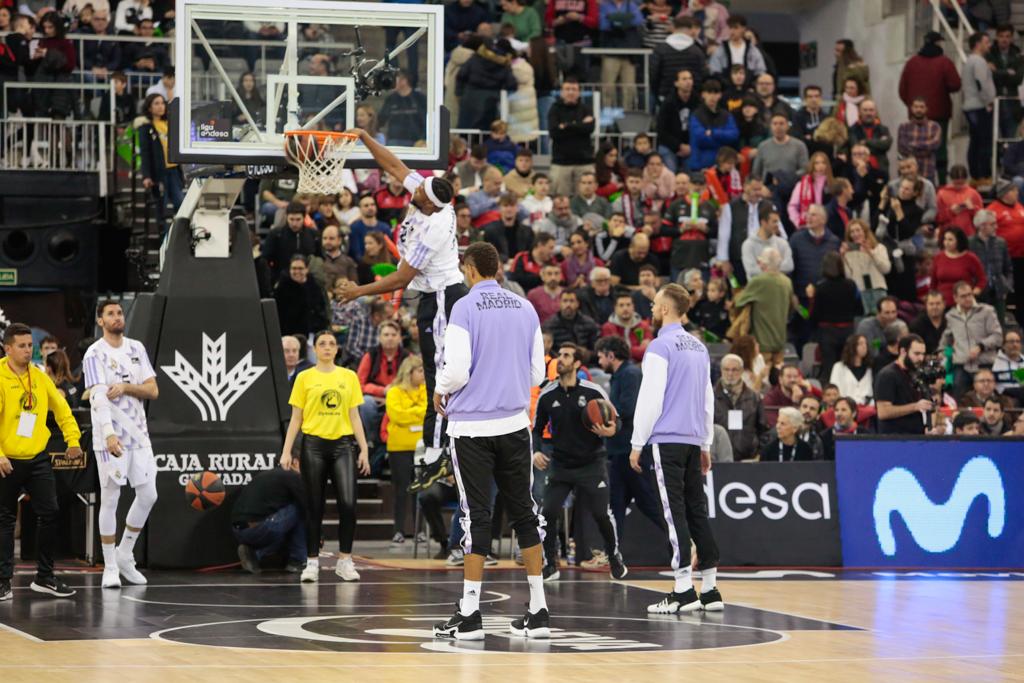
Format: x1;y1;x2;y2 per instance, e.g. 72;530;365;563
789;204;841;297
848;99;893;175
609;234;659;288
467;166;507;224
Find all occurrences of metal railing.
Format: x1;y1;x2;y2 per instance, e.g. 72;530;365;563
580;46;653;112
0;118;112;193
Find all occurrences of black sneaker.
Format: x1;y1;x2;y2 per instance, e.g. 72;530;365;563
700;587;724;611
510;606;550;639
433;606;484;640
0;580;11;601
409;453;451;493
30;577;76;598
647;588;700;614
542;564;560;582
609;552;628;580
237;544;261;574
284;562;305;574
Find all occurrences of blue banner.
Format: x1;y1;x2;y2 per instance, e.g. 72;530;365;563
836;439;1024;568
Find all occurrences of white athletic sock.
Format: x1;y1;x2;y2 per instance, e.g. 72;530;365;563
460;579;482;616
118;529;139;557
527;575;547;613
101;543;117;569
421;447;443;466
700;568;717;593
673;566;693;594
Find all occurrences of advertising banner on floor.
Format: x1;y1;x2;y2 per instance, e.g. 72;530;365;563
620;462;841;567
836;438;1024;568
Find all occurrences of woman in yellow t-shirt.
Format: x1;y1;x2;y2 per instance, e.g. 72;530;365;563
384;355;426;544
281;331;369;583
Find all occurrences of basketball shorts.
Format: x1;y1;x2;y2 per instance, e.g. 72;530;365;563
96;446;157;488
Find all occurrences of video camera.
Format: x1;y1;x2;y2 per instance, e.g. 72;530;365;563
342;26;401;101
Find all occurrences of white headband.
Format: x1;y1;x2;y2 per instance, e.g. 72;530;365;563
423;177;447;209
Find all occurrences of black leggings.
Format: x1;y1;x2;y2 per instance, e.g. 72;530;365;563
388;450;414;535
301;434;358;556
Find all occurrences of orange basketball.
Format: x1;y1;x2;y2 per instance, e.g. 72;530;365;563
184;471;225;511
581;398;617;429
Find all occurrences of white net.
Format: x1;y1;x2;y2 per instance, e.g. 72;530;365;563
283;132;359;195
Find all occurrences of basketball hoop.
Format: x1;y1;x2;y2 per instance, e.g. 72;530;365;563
283;130;359;195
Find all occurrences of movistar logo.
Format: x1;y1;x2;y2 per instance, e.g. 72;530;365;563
161;333;266;422
873;456;1005;556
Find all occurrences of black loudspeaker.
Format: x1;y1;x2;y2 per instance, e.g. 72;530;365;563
0;224;98;289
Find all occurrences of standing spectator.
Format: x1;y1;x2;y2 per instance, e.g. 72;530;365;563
887;157;938;230
992;329;1024;399
826;178;855;240
445;0;491;54
833;39;870;99
962;32;996;185
680;0;730;44
641;0;673;50
941;281;1004;395
571;172;612;218
841;218;891;315
970;209;1011;325
874;335;930;435
545;0;599;78
988;180;1024;327
788;152;834;229
829;334;874;406
936;165;983;235
548;78;596;196
661;173;717;280
878;179;926;300
715;177;776;285
841;143;888;225
898;31;961;184
910;290;948;354
651;16;705;101
600;292;653;361
114;0;152;33
708;14;766;79
834;76;867;128
713;353;767;461
734;247;793;364
274;256;329;337
527;263;565;324
655;68;700;173
931;227;987;307
741;207;793;279
641;154;676;208
456;39;517;130
848;99;893;175
792;85;829;155
384;356;427;545
687;79;738;172
789;205;841;298
378;71;428;146
751;114;808;214
807;252;861;381
897;98;942;184
856;296;900;355
762;408;814;462
263;201;320;281
542;289;601;351
137;94;183;232
501;0;541;41
597;0;645;109
988;24;1023;141
753;73;793;127
690;276;730;339
873;321;909;376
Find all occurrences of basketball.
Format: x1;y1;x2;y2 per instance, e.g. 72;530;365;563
284;133;319;164
581;398;616;429
184;471;225;511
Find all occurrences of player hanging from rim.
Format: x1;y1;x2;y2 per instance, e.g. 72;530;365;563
340;128;464;493
629;284;723;614
82;300;160;589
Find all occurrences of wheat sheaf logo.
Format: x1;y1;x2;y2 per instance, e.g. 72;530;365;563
162;333;267;422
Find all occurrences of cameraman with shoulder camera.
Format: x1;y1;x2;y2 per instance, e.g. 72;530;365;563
874;334;933;434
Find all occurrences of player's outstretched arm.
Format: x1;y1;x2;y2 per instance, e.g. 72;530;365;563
340;260;418;301
347;128;410;184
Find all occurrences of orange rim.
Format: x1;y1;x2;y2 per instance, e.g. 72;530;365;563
283;130;359;140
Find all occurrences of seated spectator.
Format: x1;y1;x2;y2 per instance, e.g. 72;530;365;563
790;205;841;299
936;165;983;235
641;154;676;211
874;334;930;435
577;267;615;324
483;193;532;262
731;334;769;395
848;98;892;174
960;368;1016;410
979;396;1008;436
762;407;814;461
807;252;862;381
951;410;982;435
542;289;601;352
655;67;700;173
503;148;536;199
145;68;174;101
96;71;135;124
631;264;659;320
840;218;891;315
599;291;653;362
357;232;397;286
80;11;121;76
510;231;558;292
624;131;655;169
910;290;948;354
454;201;484;259
941;282;1003;396
734;247;793;366
792;85;829;153
232;467;306;574
570;171;612;219
308;225;358;292
373;174;411;226
468;167;507;226
264;202;321;282
872;320;909;376
594;214;632;263
752;113;809;186
797;395;827;459
987;180;1024;328
274;255;329;337
455;144;497;192
992;328;1024;400
348;194;389;260
819;396;865;460
741;207;793;279
708;14;766;79
887;157;938;230
282;335;311;385
533;193;579;247
122;19;169;72
856;296;900;355
610;233;659;288
357;320;409;458
593;143;628;200
688;78;739;172
689;276;730;340
562;229;603;289
527;262;565;324
484;119;518;171
713;353;768;461
345;299;391;366
788;152;834;229
764;364;820;427
660;172;717;280
611;169;646;230
931;227;986;307
969;209;1013;321
384;356;427;545
735;97;769;156
115;0;152;34
829;334;874;405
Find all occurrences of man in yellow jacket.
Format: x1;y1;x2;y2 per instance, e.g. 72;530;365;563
1;323;83;601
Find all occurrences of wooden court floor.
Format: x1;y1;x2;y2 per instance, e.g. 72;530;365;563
1;560;1021;683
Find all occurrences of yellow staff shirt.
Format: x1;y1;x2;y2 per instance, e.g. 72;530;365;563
289;366;364;440
0;358;81;459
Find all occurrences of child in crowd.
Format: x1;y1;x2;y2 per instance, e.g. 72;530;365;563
484;119;518;172
623;132;654;169
689;276;731;340
612;168;647;229
521;172;553;225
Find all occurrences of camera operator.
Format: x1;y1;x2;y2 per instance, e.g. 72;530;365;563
874;334;933;434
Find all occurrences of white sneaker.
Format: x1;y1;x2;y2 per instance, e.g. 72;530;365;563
335;558;360;581
101;566;121;589
300;563;319;583
116;552;147;585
